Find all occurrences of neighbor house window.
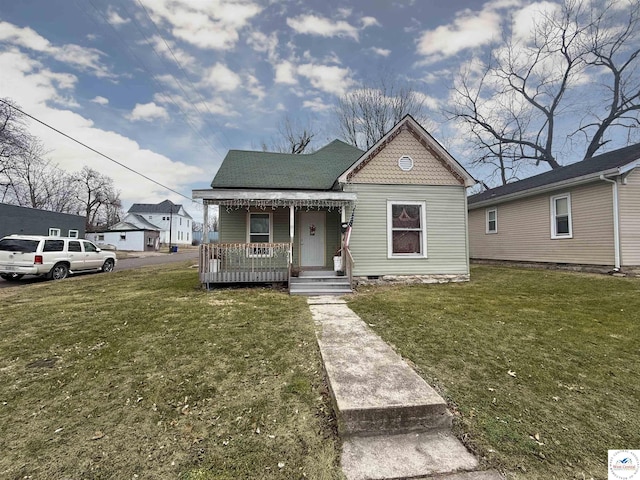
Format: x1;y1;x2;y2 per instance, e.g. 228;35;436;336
551;193;572;239
98;234;105;241
147;237;154;246
68;230;79;238
49;228;61;236
486;208;497;234
387;201;427;258
247;212;272;256
120;233;126;241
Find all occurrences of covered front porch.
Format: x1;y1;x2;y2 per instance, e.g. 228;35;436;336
192;189;356;291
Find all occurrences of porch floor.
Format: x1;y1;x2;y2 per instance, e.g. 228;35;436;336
289;270;352;296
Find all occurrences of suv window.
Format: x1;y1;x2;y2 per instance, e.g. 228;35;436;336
68;241;82;252
43;240;65;252
83;241;98;253
0;238;39;252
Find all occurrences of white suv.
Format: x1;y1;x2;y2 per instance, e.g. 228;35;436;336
0;235;117;281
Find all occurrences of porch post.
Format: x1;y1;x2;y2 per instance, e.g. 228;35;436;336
289;205;295;263
203;202;209;244
341;205;346;249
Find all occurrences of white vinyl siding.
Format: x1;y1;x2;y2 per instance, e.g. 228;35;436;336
486;208;497;234
387;201;427;258
551;193;572;239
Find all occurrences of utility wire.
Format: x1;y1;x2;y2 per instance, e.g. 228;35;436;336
0;98;195;203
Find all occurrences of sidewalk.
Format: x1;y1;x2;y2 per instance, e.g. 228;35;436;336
308;296;503;480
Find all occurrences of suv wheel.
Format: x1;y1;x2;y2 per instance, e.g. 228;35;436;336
49;263;69;280
102;259;115;273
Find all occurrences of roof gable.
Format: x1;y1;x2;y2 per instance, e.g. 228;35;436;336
468;142;640;207
338;115;476;187
211;140;364;190
128;200;192;219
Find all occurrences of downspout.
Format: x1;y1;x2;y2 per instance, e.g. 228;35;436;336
600;174;621;271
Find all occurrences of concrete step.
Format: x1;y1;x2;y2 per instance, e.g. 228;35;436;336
290;281;351;289
310;302;450;436
299;270;336;277
290;276;349;283
341;431;480;480
290;287;353;296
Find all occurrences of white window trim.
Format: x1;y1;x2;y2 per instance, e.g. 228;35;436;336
247;212;273;257
68;229;79;238
550;193;573;239
387;200;428;259
486;208;498;234
49;228;61;236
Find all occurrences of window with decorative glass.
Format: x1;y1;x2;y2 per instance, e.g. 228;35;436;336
387;201;427;257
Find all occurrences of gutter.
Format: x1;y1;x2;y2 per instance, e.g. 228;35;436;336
599;174;621;271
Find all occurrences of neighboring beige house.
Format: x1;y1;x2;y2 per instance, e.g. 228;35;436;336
193;115;476;294
467;143;640;271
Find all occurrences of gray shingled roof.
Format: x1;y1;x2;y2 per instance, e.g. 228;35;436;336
211;140;364;190
128;200;192;219
468;143;640;206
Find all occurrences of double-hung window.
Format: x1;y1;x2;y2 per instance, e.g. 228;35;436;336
387;201;427;258
551;193;572;238
247;212;272;256
49;228;61;236
486;208;497;234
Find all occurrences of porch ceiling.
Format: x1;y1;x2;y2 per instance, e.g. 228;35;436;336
192;188;357;208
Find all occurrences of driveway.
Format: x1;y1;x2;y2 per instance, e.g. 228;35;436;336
0;250;199;288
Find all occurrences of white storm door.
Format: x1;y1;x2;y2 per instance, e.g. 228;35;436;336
300;211;325;267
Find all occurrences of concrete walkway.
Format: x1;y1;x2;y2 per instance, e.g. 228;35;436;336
308;296;503;480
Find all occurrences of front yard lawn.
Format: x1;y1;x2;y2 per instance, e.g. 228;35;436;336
0;264;343;479
348;266;640;480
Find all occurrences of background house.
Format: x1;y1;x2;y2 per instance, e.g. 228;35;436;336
125;200;193;245
0;203;85;239
86;225;160;252
467;143;640;271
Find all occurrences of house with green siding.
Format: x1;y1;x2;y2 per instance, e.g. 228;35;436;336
193;115;476;294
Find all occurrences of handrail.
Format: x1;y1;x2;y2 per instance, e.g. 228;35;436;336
343;246;354;288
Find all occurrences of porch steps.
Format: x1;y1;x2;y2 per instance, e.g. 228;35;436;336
289;270;352;296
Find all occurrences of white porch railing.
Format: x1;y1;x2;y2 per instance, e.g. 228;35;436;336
199;243;291;284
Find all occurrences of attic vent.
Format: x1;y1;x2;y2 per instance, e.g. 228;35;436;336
398;155;414;171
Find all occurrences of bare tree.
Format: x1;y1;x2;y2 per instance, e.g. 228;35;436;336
261;115;316;154
448;0;640;185
73;166;122;230
336;76;428;150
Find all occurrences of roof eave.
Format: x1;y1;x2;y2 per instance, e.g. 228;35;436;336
193;188;357;203
468;167;623;209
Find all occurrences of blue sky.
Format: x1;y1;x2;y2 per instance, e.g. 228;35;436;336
0;0;636;221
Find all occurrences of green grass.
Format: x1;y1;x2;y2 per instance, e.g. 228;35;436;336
347;266;640;480
0;264;343;479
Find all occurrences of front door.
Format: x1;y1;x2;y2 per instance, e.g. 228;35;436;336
300;211;325;267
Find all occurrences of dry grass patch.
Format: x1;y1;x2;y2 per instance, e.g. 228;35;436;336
348;266;640;480
0;264;343;479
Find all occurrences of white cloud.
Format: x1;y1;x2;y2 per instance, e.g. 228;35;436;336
139;0;262;50
0;21;113;78
371;47;391;57
247;31;278;61
512;1;561;42
128;102;170;122
274;61;298;85
106;6;130;26
245;74;265;100
297;63;353;96
287;14;359;40
361;16;381;28
203;63;241;91
417;9;501;61
91;96;109;105
147;35;197;68
0;49;204;204
302;97;331;112
412;91;440;110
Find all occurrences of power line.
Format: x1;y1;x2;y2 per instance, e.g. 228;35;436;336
0;98;195;204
